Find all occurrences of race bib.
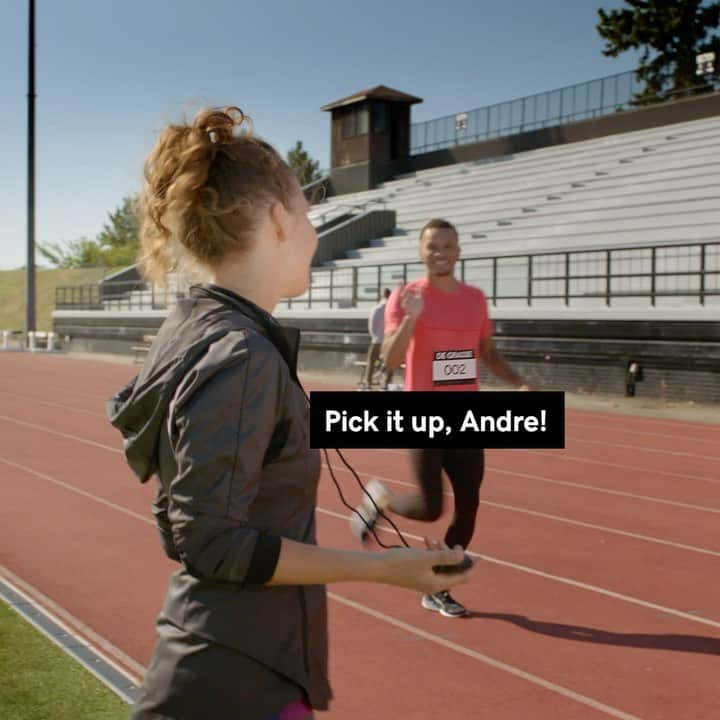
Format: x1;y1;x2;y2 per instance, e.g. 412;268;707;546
432;349;477;385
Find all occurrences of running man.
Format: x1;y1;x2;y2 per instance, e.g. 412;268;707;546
351;218;528;617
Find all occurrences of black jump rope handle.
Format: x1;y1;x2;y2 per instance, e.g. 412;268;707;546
432;553;474;575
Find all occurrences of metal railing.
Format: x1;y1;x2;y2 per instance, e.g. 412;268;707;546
284;240;719;310
409;71;717;155
54;241;719;313
310;197;388;227
55;280;185;311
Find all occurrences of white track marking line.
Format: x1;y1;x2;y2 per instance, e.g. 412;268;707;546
0;415;122;453
570;420;720;445
4;402;716;513
0;390;105;417
317;507;720;631
4;453;720;632
0;457;150;524
328;592;644;720
0;461;644;718
360;447;719;484
327;466;720;556
529;451;719;484
2;413;717;550
568;436;720;461
489;467;720;515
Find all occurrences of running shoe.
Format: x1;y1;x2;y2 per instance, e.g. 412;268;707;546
421;591;468;618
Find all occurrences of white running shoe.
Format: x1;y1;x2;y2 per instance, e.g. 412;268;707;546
349;479;391;542
421;591;468;618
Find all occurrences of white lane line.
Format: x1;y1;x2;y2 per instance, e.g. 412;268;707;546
361;447;720;483
2;412;716;551
485;501;720;558
357;448;719;484
3;448;720;660
0;415;122;454
0;379;112;403
529;451;719;484
568;436;720;462
0;457;648;719
0;458;644;718
4;452;720;636
0;390;105;417
0;567;146;682
7;402;717;510
0;457;150;525
570;420;720;446
489;467;720;515
326;466;720;557
3;388;717;450
317;506;720;631
567;412;720;434
328;591;643;720
3;404;717;484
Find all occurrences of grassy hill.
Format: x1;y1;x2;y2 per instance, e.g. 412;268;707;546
0;267;110;332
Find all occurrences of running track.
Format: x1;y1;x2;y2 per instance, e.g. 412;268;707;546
1;353;719;719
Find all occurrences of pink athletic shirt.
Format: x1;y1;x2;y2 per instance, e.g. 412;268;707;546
384;278;494;391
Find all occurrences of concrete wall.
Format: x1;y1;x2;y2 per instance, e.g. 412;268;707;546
56;310;719;403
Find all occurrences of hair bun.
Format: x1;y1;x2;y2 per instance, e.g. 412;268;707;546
194;106;252;144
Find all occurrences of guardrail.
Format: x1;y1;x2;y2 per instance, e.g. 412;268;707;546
409;71;717;155
55;280;183;311
287;240;719;309
56;241;719;312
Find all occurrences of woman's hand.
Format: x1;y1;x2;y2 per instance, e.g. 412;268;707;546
374;542;474;595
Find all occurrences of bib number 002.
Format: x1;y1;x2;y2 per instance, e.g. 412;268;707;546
432;350;477;385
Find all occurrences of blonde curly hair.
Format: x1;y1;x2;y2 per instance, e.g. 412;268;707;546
139;106;296;284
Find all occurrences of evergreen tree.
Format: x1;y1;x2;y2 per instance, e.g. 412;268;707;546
597;0;720;104
287;141;322;186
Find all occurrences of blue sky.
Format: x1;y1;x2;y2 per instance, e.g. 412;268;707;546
0;0;638;270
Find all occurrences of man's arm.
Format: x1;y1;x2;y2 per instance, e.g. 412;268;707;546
478;337;526;388
381;318;416;371
381;285;424;370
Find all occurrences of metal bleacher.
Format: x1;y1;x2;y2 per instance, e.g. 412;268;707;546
289;116;720;313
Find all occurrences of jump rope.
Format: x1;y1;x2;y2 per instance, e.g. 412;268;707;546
300;386;411;551
299;384;475;575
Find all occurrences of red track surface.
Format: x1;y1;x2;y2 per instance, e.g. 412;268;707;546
1;353;719;719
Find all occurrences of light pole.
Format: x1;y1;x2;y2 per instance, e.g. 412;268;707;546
26;0;36;334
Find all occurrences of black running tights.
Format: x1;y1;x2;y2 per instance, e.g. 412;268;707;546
387;447;484;549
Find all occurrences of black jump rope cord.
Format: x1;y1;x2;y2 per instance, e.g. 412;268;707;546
301;386;410;550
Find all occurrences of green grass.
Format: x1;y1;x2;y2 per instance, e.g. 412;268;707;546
0;267;110;332
0;602;130;720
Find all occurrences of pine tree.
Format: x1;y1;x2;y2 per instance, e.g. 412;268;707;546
287;141;322;186
597;0;720;104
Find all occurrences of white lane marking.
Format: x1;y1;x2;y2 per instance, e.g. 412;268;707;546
329;591;644;720
326;466;720;556
568;436;720;462
4;443;719;633
0;415;122;454
358;447;719;484
317;506;720;631
0;457;150;525
570;420;720;446
488;467;720;515
0;390;105;417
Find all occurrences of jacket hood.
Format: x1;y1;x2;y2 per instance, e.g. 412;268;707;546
107;284;300;483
